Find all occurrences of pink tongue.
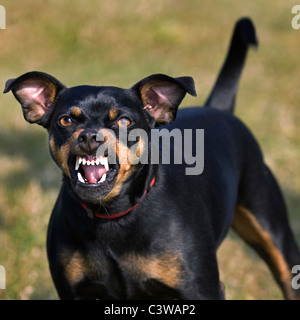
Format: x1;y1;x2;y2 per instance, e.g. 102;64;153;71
82;165;107;184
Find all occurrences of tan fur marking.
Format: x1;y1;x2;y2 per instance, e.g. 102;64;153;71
45;80;58;104
129;136;146;161
96;128;147;203
71;128;85;141
122;252;183;288
70;106;82;118
103;142;134;203
60;250;86;285
49;129;84;178
100;129;136;203
49;136;71;178
140;82;153;106
109;108;119;121
232;205;295;299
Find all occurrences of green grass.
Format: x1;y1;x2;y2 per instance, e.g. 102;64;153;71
0;0;300;299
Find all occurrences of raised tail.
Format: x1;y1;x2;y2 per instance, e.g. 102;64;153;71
205;17;258;113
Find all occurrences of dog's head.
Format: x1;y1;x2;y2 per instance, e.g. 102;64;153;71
4;71;196;205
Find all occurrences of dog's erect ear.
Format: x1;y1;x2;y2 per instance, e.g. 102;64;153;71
132;74;197;124
4;71;65;127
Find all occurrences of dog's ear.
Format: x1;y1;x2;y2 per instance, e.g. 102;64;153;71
132;74;196;124
4;71;65;127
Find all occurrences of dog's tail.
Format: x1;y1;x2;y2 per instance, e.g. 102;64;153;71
204;17;258;113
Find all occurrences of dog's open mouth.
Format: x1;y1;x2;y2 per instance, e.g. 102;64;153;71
74;155;117;185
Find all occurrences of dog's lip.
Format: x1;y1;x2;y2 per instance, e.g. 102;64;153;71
70;154;119;186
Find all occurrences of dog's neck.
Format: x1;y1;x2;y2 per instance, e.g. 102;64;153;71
80;176;156;220
67;164;159;220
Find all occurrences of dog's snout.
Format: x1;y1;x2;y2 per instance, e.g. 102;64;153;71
78;130;100;154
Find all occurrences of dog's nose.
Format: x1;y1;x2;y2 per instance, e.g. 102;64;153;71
78;130;100;154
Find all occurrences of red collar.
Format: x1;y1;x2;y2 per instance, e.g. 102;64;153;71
81;177;156;220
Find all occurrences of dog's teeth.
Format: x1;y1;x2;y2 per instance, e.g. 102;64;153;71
77;172;85;183
99;173;107;183
103;157;109;171
75;157;80;171
77;156;106;168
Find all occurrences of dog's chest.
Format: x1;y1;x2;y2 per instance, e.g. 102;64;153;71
60;248;183;299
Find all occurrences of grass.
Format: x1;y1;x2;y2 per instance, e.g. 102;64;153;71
0;0;300;300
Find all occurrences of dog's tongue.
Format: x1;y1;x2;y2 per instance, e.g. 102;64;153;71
82;165;107;184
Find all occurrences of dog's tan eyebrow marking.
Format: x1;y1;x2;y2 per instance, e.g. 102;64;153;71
109;108;119;121
70;106;82;118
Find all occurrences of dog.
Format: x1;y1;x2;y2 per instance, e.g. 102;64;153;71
4;18;300;300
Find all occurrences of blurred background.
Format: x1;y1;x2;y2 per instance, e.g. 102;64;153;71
0;0;299;299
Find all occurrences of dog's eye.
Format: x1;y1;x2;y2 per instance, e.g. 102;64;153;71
59;116;73;127
117;117;131;127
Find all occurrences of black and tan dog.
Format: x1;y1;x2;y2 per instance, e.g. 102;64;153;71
4;18;300;299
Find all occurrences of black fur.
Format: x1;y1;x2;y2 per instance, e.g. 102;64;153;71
4;18;300;300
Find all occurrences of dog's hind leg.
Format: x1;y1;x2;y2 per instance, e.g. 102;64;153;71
233;164;300;300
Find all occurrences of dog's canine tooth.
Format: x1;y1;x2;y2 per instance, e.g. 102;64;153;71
77;172;85;183
75;157;80;171
103;157;109;171
78;157;83;165
99;173;107;183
